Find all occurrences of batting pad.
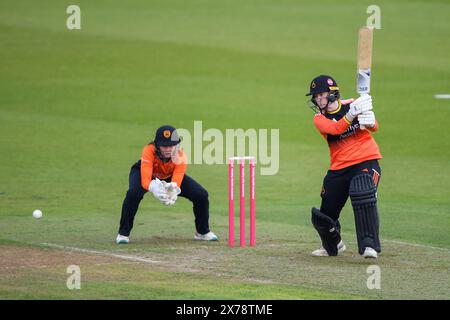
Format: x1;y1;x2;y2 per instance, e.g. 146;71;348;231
311;207;342;256
349;174;381;254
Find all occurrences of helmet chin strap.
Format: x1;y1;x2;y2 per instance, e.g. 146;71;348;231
320;93;339;114
310;93;335;114
319;101;331;114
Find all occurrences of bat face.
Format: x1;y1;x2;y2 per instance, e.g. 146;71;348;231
357;26;374;95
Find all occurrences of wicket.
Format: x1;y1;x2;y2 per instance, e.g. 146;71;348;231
228;156;255;247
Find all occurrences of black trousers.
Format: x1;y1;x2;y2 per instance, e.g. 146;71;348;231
320;159;381;221
118;161;210;237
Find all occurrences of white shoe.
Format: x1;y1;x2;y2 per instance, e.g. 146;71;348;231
116;234;129;244
194;231;219;241
312;240;346;256
362;247;378;258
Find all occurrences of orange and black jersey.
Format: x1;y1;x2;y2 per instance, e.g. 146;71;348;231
140;144;188;190
313;99;382;170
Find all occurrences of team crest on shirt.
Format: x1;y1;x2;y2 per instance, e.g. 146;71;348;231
163;130;171;138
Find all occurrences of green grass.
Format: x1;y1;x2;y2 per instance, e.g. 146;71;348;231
1;0;449;300
0;257;364;300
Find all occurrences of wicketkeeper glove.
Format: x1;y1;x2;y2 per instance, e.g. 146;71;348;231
161;181;181;206
149;178;169;202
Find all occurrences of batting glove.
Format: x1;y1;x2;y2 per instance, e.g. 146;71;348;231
358;111;376;128
347;94;373;121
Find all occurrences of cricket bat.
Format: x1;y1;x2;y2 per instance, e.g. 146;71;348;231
356;26;374;130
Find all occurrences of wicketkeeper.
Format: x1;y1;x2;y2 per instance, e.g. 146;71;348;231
116;125;218;244
306;75;382;258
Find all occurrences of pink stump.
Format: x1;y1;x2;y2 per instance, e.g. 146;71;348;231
228;160;234;247
239;160;245;247
250;158;256;246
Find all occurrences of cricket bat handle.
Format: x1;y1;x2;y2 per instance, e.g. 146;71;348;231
357;68;371;131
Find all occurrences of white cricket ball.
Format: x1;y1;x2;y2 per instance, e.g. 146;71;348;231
33;209;42;219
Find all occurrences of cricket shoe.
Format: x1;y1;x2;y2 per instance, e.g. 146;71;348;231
194;231;219;241
362;247;378;259
311;240;346;257
116;234;129;244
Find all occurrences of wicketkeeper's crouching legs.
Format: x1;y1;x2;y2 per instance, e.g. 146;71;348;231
118;161;211;237
177;175;210;235
119;162;146;237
